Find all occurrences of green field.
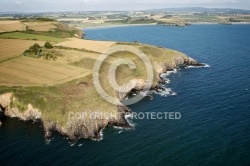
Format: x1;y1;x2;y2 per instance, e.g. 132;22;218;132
177;15;219;21
0;32;65;42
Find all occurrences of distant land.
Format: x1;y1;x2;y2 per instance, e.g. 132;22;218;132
148;7;250;14
1;7;249;28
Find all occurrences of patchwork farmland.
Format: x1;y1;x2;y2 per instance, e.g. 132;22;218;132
0;39;45;61
0;56;91;87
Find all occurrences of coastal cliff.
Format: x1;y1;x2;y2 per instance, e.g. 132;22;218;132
0;93;131;141
0;49;202;141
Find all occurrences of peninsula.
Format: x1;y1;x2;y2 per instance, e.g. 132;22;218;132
0;19;203;141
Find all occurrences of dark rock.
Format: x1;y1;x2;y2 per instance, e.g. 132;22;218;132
158;79;165;84
193;63;205;67
151;85;165;92
44;130;53;139
145;95;153;100
0;104;5;126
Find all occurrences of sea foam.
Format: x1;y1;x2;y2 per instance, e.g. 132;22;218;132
185;63;210;69
91;129;104;142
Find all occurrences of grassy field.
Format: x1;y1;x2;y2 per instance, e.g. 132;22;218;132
24;22;56;31
0;20;58;33
0;32;65;42
0;56;91;87
53;48;100;65
54;38;115;53
176;15;220;22
0;20;26;33
0;39;45;62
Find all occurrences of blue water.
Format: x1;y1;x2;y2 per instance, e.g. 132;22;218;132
1;25;250;165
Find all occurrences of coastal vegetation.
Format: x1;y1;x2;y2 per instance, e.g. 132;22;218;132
44;42;53;49
105;17;157;24
0;38;45;62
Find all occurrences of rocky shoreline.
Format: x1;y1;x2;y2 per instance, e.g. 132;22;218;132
0;53;203;142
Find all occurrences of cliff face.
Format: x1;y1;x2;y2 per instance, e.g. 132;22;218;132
56;22;85;39
42;105;131;141
0;105;4;126
0;93;41;126
0;92;131;141
0;49;202;141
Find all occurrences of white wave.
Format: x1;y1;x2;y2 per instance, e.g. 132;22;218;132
45;139;51;145
70;142;76;146
91;129;104;141
113;126;128;134
45;137;54;145
160;69;177;78
125;113;132;119
164;79;171;84
160;77;171;84
113;127;124;134
113;126;124;130
99;129;104;140
160;73;168;77
185;63;210;68
78;144;83;147
125;113;136;127
153;88;176;97
203;64;210;68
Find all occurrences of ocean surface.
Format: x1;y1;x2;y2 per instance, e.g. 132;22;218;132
1;25;250;166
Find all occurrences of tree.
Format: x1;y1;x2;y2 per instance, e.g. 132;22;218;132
44;42;53;49
30;43;40;52
23;43;41;57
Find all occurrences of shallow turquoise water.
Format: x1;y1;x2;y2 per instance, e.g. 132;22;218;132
0;24;250;165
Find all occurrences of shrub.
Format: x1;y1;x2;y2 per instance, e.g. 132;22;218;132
23;43;42;57
44;42;53;49
30;43;40;52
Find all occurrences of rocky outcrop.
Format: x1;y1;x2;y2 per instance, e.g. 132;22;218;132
0;104;4;126
45;105;132;141
0;93;41;125
5;103;41;121
0;93;12;126
56;22;85;39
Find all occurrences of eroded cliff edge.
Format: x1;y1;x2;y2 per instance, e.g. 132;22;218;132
0;43;203;141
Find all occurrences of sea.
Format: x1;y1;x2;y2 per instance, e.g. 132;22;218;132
0;24;250;166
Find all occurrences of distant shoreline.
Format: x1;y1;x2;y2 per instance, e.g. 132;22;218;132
78;22;250;30
190;22;250;25
78;23;156;30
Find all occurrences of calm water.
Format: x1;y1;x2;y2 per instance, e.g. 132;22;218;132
1;25;250;166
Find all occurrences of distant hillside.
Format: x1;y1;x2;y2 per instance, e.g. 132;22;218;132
0;19;84;39
147;7;250;14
